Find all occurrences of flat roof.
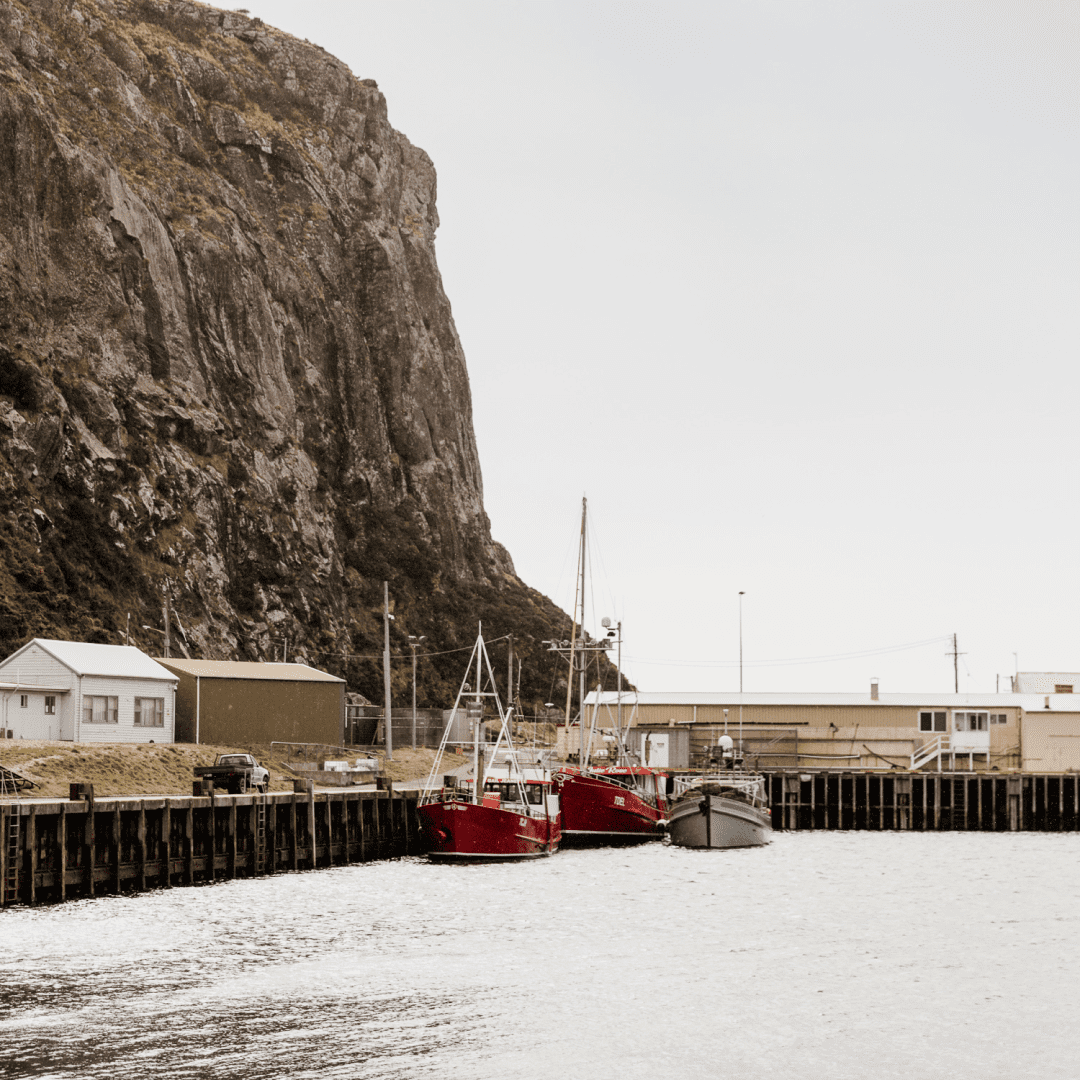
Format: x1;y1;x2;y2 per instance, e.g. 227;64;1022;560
156;659;344;683
586;690;1080;711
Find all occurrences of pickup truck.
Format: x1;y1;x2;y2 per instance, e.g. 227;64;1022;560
193;754;270;794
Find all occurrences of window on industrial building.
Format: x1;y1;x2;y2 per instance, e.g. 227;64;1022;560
83;696;118;724
991;713;1007;725
1055;684;1074;694
134;698;164;727
44;696;55;715
919;711;946;732
954;711;988;732
19;695;27;708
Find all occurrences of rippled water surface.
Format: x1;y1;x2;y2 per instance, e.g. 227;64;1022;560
2;832;1079;1079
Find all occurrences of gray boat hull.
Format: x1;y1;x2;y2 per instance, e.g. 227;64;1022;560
668;793;771;849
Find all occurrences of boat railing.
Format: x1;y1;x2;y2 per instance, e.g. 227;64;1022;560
674;772;768;805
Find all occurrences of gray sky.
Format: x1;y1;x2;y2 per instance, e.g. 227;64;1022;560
239;0;1080;695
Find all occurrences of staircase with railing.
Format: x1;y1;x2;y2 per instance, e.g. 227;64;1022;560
911;734;950;771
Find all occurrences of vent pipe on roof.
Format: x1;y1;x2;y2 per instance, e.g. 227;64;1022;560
870;678;879;702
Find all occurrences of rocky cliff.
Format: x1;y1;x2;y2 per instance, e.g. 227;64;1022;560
0;0;612;711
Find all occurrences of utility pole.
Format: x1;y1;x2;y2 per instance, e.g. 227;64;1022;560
383;582;393;761
946;633;965;694
162;592;171;659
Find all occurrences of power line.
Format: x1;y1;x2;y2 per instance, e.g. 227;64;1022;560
302;635;512;663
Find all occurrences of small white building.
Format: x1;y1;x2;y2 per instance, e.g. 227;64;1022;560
0;639;177;743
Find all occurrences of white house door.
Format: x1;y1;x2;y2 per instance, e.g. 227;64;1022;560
59;695;75;741
952;711;990;754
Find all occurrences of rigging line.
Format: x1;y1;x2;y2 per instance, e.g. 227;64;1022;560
622;635;953;669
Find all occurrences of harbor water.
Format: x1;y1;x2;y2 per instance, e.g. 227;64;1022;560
2;832;1078;1079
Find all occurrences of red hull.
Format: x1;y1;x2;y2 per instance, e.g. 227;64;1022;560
555;770;666;844
419;800;561;861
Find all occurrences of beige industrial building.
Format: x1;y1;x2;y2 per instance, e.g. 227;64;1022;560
580;680;1080;772
158;659;345;746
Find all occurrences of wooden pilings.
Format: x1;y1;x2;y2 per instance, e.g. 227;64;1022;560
766;771;1080;832
0;786;418;908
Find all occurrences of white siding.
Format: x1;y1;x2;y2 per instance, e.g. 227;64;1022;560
0;643;74;740
0;642;74;687
78;676;176;744
3;690;67;740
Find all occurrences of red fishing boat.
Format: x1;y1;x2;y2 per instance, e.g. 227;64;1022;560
418;630;561;861
554;765;668;845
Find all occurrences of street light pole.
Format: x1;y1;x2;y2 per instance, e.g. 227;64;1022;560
739;591;745;693
739;591;745;761
383;581;393;761
409;634;426;750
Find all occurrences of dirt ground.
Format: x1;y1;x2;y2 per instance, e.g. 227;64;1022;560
0;741;444;798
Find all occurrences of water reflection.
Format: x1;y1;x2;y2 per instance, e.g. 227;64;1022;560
2;834;1079;1079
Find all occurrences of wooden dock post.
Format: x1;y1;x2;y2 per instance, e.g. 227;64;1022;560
1007;776;1021;830
896;776;911;830
27;807;37;906
161;802;172;888
783;776;800;831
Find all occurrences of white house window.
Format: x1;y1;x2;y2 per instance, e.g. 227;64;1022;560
134;698;164;727
44;696;55;715
954;711;988;732
919;711;947;732
991;713;1007;725
19;695;27;708
83;696;118;724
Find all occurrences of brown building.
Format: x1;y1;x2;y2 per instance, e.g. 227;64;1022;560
158;660;345;746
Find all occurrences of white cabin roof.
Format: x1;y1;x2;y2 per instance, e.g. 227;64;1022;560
3;639;177;682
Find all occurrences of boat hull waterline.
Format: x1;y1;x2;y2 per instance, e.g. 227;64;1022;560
668;793;771;849
420;800;561;861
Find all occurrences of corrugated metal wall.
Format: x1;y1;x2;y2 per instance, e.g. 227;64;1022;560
174;675;343;746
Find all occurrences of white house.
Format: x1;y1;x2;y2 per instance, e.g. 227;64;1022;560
0;639;177;743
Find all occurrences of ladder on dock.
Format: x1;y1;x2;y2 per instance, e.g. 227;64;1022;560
254;801;267;875
3;808;20;904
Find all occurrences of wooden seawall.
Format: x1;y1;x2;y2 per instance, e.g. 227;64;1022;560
1;781;419;908
765;770;1080;832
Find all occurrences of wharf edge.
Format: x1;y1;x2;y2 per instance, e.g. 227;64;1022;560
763;769;1080;832
1;781;418;908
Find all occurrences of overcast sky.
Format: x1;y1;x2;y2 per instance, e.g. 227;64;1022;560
238;0;1080;696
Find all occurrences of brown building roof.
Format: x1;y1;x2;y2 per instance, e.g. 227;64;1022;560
156;659;344;683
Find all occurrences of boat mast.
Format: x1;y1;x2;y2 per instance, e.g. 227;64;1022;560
563;497;586;753
473;622;484;804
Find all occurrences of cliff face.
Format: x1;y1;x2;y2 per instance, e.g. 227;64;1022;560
0;0;594;709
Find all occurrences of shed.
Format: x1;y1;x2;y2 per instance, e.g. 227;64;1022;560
157;660;345;746
0;639;177;743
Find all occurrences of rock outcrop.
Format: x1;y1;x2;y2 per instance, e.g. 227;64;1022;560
0;0;600;709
